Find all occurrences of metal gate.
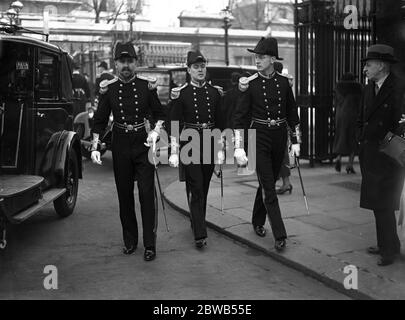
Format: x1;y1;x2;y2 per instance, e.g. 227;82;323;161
294;0;376;165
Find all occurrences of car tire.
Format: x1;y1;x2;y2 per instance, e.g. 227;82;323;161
54;148;79;218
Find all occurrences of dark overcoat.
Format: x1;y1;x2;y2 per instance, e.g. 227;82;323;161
357;73;405;211
333;80;362;155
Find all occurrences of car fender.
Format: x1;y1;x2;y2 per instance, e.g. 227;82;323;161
54;131;83;185
73;111;91;138
74;111;89;125
40;131;82;187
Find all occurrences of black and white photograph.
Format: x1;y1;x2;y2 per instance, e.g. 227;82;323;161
0;0;405;305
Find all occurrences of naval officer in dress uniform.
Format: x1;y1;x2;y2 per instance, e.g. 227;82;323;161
91;42;165;261
233;37;301;251
168;50;225;249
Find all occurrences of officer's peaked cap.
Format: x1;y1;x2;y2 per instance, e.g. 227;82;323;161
113;41;137;60
248;37;283;60
187;50;207;66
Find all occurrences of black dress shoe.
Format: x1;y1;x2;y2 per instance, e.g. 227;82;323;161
123;245;137;255
367;246;380;255
195;238;207;249
346;166;356;174
276;185;293;195
377;256;394;266
253;225;266;237
144;248;156;261
335;160;341;172
275;239;286;252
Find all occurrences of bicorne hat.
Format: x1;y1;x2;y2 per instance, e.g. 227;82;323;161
113;42;137;61
247;37;283;60
186;50;207;66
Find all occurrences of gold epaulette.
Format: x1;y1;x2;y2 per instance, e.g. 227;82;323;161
99;77;118;95
137;75;158;90
277;72;287;77
170;83;188;100
238;73;258;92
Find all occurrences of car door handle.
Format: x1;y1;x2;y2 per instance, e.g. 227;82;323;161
37;112;46;118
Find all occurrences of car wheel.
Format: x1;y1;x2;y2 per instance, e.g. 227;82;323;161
54;148;79;218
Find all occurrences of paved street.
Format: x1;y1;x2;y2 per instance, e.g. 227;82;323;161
0;153;347;300
165;160;405;300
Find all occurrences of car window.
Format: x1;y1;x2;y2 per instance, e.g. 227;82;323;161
0;41;34;97
37;51;59;100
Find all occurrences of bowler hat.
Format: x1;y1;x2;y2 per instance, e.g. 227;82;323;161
113;42;137;60
362;44;398;63
248;37;283;60
98;61;108;69
186;50;207;66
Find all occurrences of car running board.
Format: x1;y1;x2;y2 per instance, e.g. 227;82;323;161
10;188;66;224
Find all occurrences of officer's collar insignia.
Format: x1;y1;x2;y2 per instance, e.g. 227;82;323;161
170;83;188;100
258;71;275;79
190;80;207;88
238;73;258;92
118;74;137;84
137;74;158;90
99;77;118;95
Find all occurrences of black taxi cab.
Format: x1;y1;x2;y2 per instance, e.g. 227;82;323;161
0;28;82;249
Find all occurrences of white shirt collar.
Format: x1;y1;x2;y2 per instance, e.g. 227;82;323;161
376;73;389;89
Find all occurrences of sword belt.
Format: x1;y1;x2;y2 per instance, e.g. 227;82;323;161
113;121;146;133
251;117;286;128
183;122;215;131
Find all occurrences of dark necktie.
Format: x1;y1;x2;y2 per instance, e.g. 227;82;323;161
375;83;380;96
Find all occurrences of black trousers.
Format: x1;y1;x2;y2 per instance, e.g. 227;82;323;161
111;130;156;249
251;126;288;240
278;145;291;179
373;210;401;258
185;163;215;240
182;132;215;241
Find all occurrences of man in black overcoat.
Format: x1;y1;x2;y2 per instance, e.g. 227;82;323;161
358;44;405;266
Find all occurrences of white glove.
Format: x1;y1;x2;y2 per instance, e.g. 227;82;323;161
169;154;179;168
234;148;248;166
291;144;300;157
217;150;225;165
146;130;159;147
91;151;102;165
